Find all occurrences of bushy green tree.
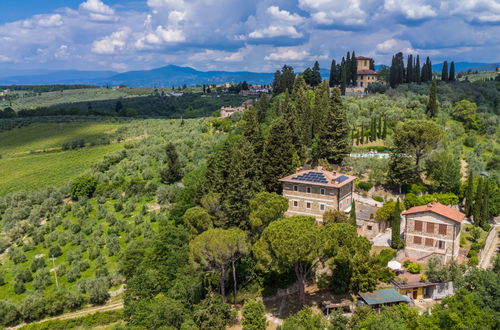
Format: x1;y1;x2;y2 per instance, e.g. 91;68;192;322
254;216;323;305
160;143;183;184
279;307;326;330
193;293;233;330
182;206;213;234
242;299;267;330
249;192;288;236
189;228;249;303
70;174;97;200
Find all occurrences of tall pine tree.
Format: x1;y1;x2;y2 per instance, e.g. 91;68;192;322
464;172;474;217
262;117;296;192
391;199;402;249
426;79;438;117
311;61;322;87
318;88;351;164
441;61;448;81
415;55;421;84
449;61;455;81
329;59;337;87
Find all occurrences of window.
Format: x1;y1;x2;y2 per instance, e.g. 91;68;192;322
320;188;325;195
293;201;298;207
306;202;311;209
320;204;325;211
425;238;434;247
438;240;445;249
367;225;373;231
427;222;435;234
439;224;447;235
293;185;298;192
414;220;423;231
413;236;422;245
360;82;363;87
306;187;311;193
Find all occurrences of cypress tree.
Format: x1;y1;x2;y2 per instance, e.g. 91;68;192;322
426;79;438;118
356;128;360;145
480;180;490;230
391;199;402;249
415;55;421;84
160;143;182;184
472;178;483;227
360;124;364;145
318;88;351;164
370;59;375;70
441;61;448;81
377;116;382;139
371;118;376;141
406;54;413;83
350;200;357;226
351;51;357;86
449;61;455;81
262;117;296;192
329;59;337;87
464;172;474;217
311;61;322;87
390;55;396;88
382;117;387;139
340;57;347;95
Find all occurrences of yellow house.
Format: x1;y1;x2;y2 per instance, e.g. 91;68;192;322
355;56;378;90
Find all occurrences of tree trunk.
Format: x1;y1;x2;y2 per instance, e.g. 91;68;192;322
220;266;226;303
294;263;307;306
232;260;237;305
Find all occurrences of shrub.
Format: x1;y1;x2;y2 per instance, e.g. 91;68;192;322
19;310;122;330
372;195;384;202
460;235;466;247
242;299;267;330
468;256;479;266
13;280;26;295
373;249;396;266
378;268;395;283
357;181;373;192
0;300;20;327
70;175;98;200
406;262;421;274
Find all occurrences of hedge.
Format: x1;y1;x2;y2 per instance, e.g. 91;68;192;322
19;310;123;330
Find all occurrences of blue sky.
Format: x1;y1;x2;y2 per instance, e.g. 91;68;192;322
0;0;499;73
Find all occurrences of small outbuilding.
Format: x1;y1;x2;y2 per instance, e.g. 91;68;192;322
358;288;410;312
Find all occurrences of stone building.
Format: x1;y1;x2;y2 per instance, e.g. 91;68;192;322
402;202;464;263
356;203;387;239
279;167;356;222
355;56;378;90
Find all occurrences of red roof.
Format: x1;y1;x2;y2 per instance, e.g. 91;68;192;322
357;69;377;75
356;56;372;60
402;202;465;223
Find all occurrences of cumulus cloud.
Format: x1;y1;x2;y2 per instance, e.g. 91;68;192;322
91;29;130;54
384;0;437;20
38;14;64;27
299;0;369;26
79;0;118;22
249;25;303;39
265;48;310;61
0;0;499;72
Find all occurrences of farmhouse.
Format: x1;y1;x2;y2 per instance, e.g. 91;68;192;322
279;167;356;221
402;202;465;263
356;56;378;90
356;203;387;239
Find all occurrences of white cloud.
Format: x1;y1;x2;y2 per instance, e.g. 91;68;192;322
80;0;114;15
444;0;500;23
265;49;310;61
299;0;368;25
79;0;118;22
266;6;304;24
91;29;130;54
376;38;415;54
38;14;64;27
0;55;11;62
54;45;70;59
249;25;302;39
384;0;437;19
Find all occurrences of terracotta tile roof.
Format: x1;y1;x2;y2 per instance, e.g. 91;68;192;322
279;167;356;188
357;69;378;75
356;56;372;60
402;202;465;223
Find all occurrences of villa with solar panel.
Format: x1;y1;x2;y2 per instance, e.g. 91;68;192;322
279;167;356;221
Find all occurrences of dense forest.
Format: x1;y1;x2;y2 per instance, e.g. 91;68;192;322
0;52;499;329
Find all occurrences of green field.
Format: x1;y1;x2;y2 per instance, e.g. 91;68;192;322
0;122;121;157
0;144;124;196
0;87;204;111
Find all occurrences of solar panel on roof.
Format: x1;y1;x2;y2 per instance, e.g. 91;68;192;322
292;171;328;183
336;175;349;183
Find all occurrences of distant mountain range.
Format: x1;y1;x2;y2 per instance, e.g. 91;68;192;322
0;62;497;87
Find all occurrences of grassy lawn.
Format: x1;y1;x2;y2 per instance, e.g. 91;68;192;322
0;122;121;157
0;143;124;196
